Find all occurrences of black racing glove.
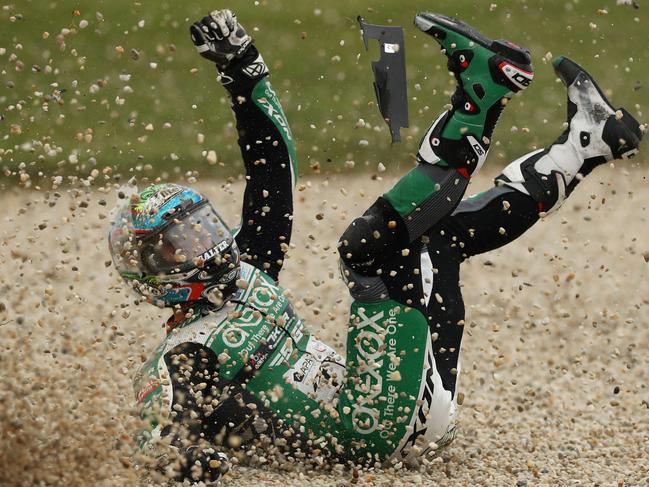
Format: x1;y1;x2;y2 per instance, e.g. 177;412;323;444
190;9;268;93
190;9;251;68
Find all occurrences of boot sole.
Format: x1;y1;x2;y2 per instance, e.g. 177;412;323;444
553;56;615;111
415;12;532;69
553;56;643;141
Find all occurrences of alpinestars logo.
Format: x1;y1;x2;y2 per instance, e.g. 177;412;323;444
243;62;268;78
217;73;234;85
398;338;437;456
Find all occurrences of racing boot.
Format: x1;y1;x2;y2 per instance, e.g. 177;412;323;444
496;56;643;215
413;12;534;177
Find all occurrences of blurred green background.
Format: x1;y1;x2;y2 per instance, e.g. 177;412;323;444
1;0;646;184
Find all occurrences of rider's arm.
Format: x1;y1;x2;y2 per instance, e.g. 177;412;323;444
191;10;297;282
227;56;297;281
134;342;229;483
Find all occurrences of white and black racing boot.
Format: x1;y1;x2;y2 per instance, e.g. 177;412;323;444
496;56;643;214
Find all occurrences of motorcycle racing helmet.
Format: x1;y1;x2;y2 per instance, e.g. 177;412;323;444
108;183;240;307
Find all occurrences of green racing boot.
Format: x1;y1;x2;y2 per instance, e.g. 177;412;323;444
414;12;534;177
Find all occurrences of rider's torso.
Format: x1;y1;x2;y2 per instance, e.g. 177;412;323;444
134;262;346;454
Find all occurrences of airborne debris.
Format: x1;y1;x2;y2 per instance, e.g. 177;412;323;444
0;3;647;486
206;150;218;165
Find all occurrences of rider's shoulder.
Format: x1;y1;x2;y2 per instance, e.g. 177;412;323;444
139;262;284;367
232;261;284;300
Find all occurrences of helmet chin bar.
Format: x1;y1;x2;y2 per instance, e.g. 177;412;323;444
202;272;240;308
145;263;240;309
137;239;240;307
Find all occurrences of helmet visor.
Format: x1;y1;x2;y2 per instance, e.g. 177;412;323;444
139;203;235;275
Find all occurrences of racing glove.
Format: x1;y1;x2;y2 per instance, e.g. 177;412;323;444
190;9;268;92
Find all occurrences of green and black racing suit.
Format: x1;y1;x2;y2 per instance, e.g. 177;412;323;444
133;42;548;476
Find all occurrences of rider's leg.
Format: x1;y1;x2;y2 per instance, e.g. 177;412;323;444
337;238;461;463
339;13;534;274
336;13;537;462
443;56;643;259
495;56;642;216
425;56;643;399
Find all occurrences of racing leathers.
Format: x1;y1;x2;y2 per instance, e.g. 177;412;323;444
133;11;643;484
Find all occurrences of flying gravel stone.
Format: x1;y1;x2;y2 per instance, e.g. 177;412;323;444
1;3;648;487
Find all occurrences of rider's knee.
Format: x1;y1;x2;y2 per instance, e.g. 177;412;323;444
338;198;406;271
338;214;376;269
